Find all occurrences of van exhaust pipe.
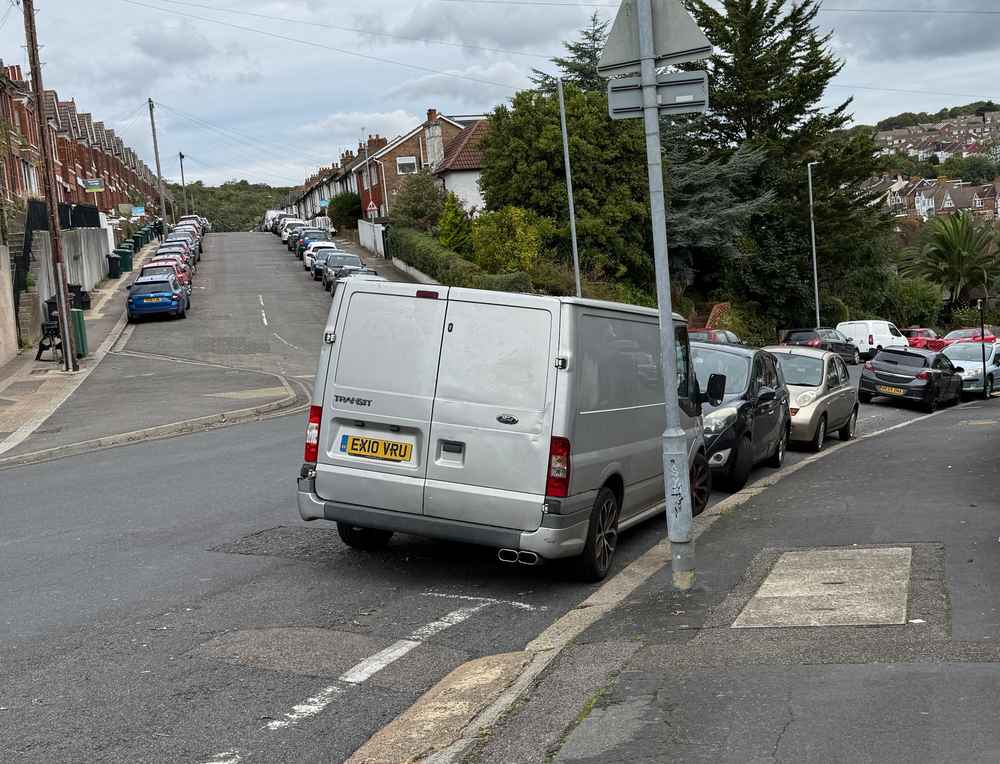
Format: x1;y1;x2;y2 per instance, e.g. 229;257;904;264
517;550;540;566
497;548;519;563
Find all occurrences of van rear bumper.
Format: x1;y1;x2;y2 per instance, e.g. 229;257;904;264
297;478;589;559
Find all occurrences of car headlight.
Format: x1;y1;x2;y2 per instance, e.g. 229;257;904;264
703;407;738;435
796;391;817;407
963;368;982;378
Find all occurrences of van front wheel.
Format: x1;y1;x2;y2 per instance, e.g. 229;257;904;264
575;487;620;582
337;522;393;551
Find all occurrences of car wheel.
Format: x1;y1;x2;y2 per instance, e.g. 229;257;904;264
767;426;788;468
722;436;753;491
986;376;995;398
838;407;858;441
859;392;873;405
178;306;187;319
924;395;938;414
337;522;393;551
575;486;620;582
811;415;827;452
690;451;712;517
126;312;134;323
851;350;860;365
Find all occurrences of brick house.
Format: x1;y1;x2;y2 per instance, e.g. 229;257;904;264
434;119;489;213
354;109;466;218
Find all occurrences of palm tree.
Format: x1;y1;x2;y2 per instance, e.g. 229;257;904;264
902;212;998;305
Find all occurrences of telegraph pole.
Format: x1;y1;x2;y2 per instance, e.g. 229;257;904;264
148;99;169;226
22;0;77;371
557;78;582;298
808;161;822;328
178;151;189;215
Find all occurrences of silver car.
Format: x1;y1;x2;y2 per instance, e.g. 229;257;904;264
944;341;1000;397
764;346;858;450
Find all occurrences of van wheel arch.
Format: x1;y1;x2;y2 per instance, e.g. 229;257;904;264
603;474;624;511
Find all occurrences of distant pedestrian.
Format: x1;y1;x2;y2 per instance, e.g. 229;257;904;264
155;219;163;242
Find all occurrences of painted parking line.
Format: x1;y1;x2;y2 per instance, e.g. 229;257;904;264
203;593;535;761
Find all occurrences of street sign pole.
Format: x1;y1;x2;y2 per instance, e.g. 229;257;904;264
636;0;696;588
557;78;583;298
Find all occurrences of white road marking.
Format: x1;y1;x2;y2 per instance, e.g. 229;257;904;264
339;639;421;685
272;332;301;351
260;309;268;327
421;591;538;611
200;751;242;764
258;294;264;307
263;685;344;731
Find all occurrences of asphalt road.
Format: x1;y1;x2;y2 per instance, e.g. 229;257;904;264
0;232;948;763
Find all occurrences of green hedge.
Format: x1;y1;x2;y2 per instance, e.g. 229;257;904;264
387;227;532;293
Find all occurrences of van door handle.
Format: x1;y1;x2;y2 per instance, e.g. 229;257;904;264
496;415;519;425
441;441;464;454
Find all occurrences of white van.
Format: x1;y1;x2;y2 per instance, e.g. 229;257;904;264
836;320;909;359
297;281;725;580
279;219;306;242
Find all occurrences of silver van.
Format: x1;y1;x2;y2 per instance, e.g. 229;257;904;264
297;281;724;580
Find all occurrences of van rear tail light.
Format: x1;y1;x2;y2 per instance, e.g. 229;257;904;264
546;437;571;498
304;405;322;463
916;371;930;380
415;290;439;299
869;334;874;346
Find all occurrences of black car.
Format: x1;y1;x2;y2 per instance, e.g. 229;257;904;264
859;347;963;412
783;327;860;365
310;249;338;280
321;253;365;290
691;342;791;491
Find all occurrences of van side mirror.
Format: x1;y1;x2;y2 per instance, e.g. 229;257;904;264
704;373;726;407
954;366;965;373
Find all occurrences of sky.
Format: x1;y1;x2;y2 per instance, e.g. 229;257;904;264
3;0;996;187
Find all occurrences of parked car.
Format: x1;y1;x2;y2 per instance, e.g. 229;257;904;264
280;220;306;242
783;328;861;365
309;248;340;280
689;328;741;345
330;269;383;298
296;229;331;258
138;262;191;293
836;320;909;359
939;327;1000;348
148;255;192;285
126;275;189;322
691;342;789;490
901;327;942;351
304;242;339;270
944;340;1000;398
297;282;726;581
287;228;308;253
766;346;859;451
859;348;963;412
321;253;365;290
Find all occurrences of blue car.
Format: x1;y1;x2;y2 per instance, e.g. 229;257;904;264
126;275;189;322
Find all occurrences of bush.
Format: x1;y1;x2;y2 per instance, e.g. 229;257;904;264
471;206;544;273
390;171;445;231
528;260;578;296
437;193;472;255
328;192;361;231
387;227;531;293
880;276;943;328
715;302;779;347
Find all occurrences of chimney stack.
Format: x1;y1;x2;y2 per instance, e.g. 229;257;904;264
427;108;438;123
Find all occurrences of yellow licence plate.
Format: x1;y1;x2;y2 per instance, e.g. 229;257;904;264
877;385;906;396
144;297;163;303
342;435;412;462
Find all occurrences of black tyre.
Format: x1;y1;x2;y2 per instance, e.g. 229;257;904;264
337;522;393;551
722;437;753;491
575;486;620;582
811;415;827;452
690;451;712;517
986;376;995;399
924;395;938;414
851;350;860;365
859;392;873;405
126;312;135;324
838;406;858;441
767;425;788;468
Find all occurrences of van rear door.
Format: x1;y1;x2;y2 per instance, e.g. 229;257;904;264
423;290;559;532
314;283;448;514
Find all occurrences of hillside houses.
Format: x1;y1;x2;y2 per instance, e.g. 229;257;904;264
875;113;1000;162
863;175;1000;221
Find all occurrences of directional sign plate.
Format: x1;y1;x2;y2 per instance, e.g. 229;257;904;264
598;0;712;78
608;70;709;120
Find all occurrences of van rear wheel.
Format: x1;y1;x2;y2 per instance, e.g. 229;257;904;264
337;522;393;551
575;487;620;582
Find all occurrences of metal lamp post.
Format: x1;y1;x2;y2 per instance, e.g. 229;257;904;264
808;161;821;328
978;298;989;399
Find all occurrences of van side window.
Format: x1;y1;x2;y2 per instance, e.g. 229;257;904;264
675;325;691;401
579;315;663;411
889;324;903;337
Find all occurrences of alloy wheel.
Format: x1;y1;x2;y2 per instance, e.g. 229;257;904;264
814;418;826;451
986;377;994;398
594;496;619;572
690;457;711;515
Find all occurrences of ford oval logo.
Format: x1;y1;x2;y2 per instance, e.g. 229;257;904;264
496;415;519;425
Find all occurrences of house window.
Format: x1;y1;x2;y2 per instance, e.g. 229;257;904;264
975;197;984;209
396;156;418;175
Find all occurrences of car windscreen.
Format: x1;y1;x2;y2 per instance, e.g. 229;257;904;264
130;281;172;295
773;354;824;387
689;330;714;342
785;331;817;343
944;329;980;340
328;255;363;268
140;266;175;278
691;346;750;394
304;231;329;239
875;350;927;368
313;250;336;262
944;343;991;362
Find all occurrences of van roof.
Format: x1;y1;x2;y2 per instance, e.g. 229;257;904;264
558;296;684;322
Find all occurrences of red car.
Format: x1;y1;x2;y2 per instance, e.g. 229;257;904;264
939;327;999;348
901;327;944;351
147;256;191;287
689;328;742;345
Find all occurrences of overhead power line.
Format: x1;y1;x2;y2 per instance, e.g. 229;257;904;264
154;0;551;59
437;0;1000;12
117;0;515;89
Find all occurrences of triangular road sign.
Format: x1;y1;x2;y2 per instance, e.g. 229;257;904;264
598;0;712;78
